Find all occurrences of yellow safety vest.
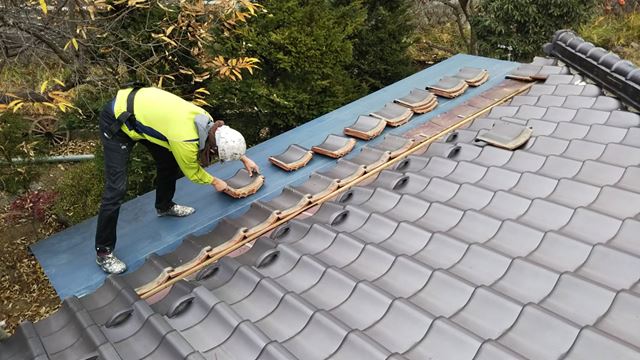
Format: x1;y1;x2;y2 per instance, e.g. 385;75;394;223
113;87;214;185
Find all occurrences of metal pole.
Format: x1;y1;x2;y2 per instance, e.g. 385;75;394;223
0;154;95;165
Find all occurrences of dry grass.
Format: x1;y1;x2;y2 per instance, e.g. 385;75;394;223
581;11;640;65
0;140;100;335
0;217;60;335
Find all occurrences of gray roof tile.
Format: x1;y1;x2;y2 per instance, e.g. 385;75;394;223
595;291;640;348
326;330;391;360
404;318;482;359
511;172;558;199
540;273;616;326
481;191;531;219
609;219;640;256
350;213;401;244
543;74;583;85
476;167;521;191
449;244;512;285
316;159;365;185
447;210;502;243
574;159;625;186
362;299;433;353
492;258;559;303
331;282;394;329
497;304;580;359
372;255;433;297
451;286;522;339
527;232;592;272
585;123;628;143
536;154;582;178
231;278;288;322
281;310;350;359
258;187;311;218
576;245;640;289
565;327;640;360
547;178;600;207
526;118;559;135
591;186;640;218
484;220;544;257
560;207;622;244
1;323;47;360
378;222;433;256
415;177;459;202
409;270;475;316
474;340;527;360
414;233;468;269
622;128;640;148
300;267;357;309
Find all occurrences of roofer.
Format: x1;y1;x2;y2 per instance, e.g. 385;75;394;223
95;86;259;274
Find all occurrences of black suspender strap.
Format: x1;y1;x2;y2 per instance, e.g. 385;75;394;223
104;87;141;139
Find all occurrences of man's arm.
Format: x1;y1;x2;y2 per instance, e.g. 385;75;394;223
169;140;215;185
240;155;260;176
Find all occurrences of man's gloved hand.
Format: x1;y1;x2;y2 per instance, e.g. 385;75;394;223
240;155;260;176
212;177;228;192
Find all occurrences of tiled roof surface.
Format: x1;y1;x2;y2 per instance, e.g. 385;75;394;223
31;54;516;299
6;36;640;359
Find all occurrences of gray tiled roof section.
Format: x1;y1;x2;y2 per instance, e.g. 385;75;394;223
7;61;640;360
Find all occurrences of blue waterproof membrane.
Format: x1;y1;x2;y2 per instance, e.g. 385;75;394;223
31;54;519;299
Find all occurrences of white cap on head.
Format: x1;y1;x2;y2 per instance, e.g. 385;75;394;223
215;125;246;161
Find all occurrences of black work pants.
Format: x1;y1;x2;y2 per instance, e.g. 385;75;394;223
95;102;182;253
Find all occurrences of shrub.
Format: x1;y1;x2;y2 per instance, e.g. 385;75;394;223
51;159;104;225
0;112;48;194
471;0;597;61
125;145;158;200
206;0;369;142
580;11;640;65
348;0;418;90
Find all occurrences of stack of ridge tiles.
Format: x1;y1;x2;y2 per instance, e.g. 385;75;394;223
370;102;414;127
395;88;438;114
344;115;387;140
427;76;469;98
455;67;490;87
269;144;314;171
312;134;357;158
507;56;571;81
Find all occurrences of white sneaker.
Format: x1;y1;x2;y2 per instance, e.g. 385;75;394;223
96;253;127;274
157;204;196;217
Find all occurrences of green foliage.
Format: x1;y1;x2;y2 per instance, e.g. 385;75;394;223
347;0;417;90
410;22;467;65
207;0;418;143
63;86;113;130
471;0;597;61
51;160;103;225
207;0;369;141
580;11;640;65
125;145;158;199
0;113;48;194
51;142;158;225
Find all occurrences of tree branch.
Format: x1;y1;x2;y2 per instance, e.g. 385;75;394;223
0;15;74;64
423;40;458;55
0;75;85;105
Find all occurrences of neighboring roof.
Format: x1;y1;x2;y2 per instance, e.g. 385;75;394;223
8;33;640;359
30;54;518;299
